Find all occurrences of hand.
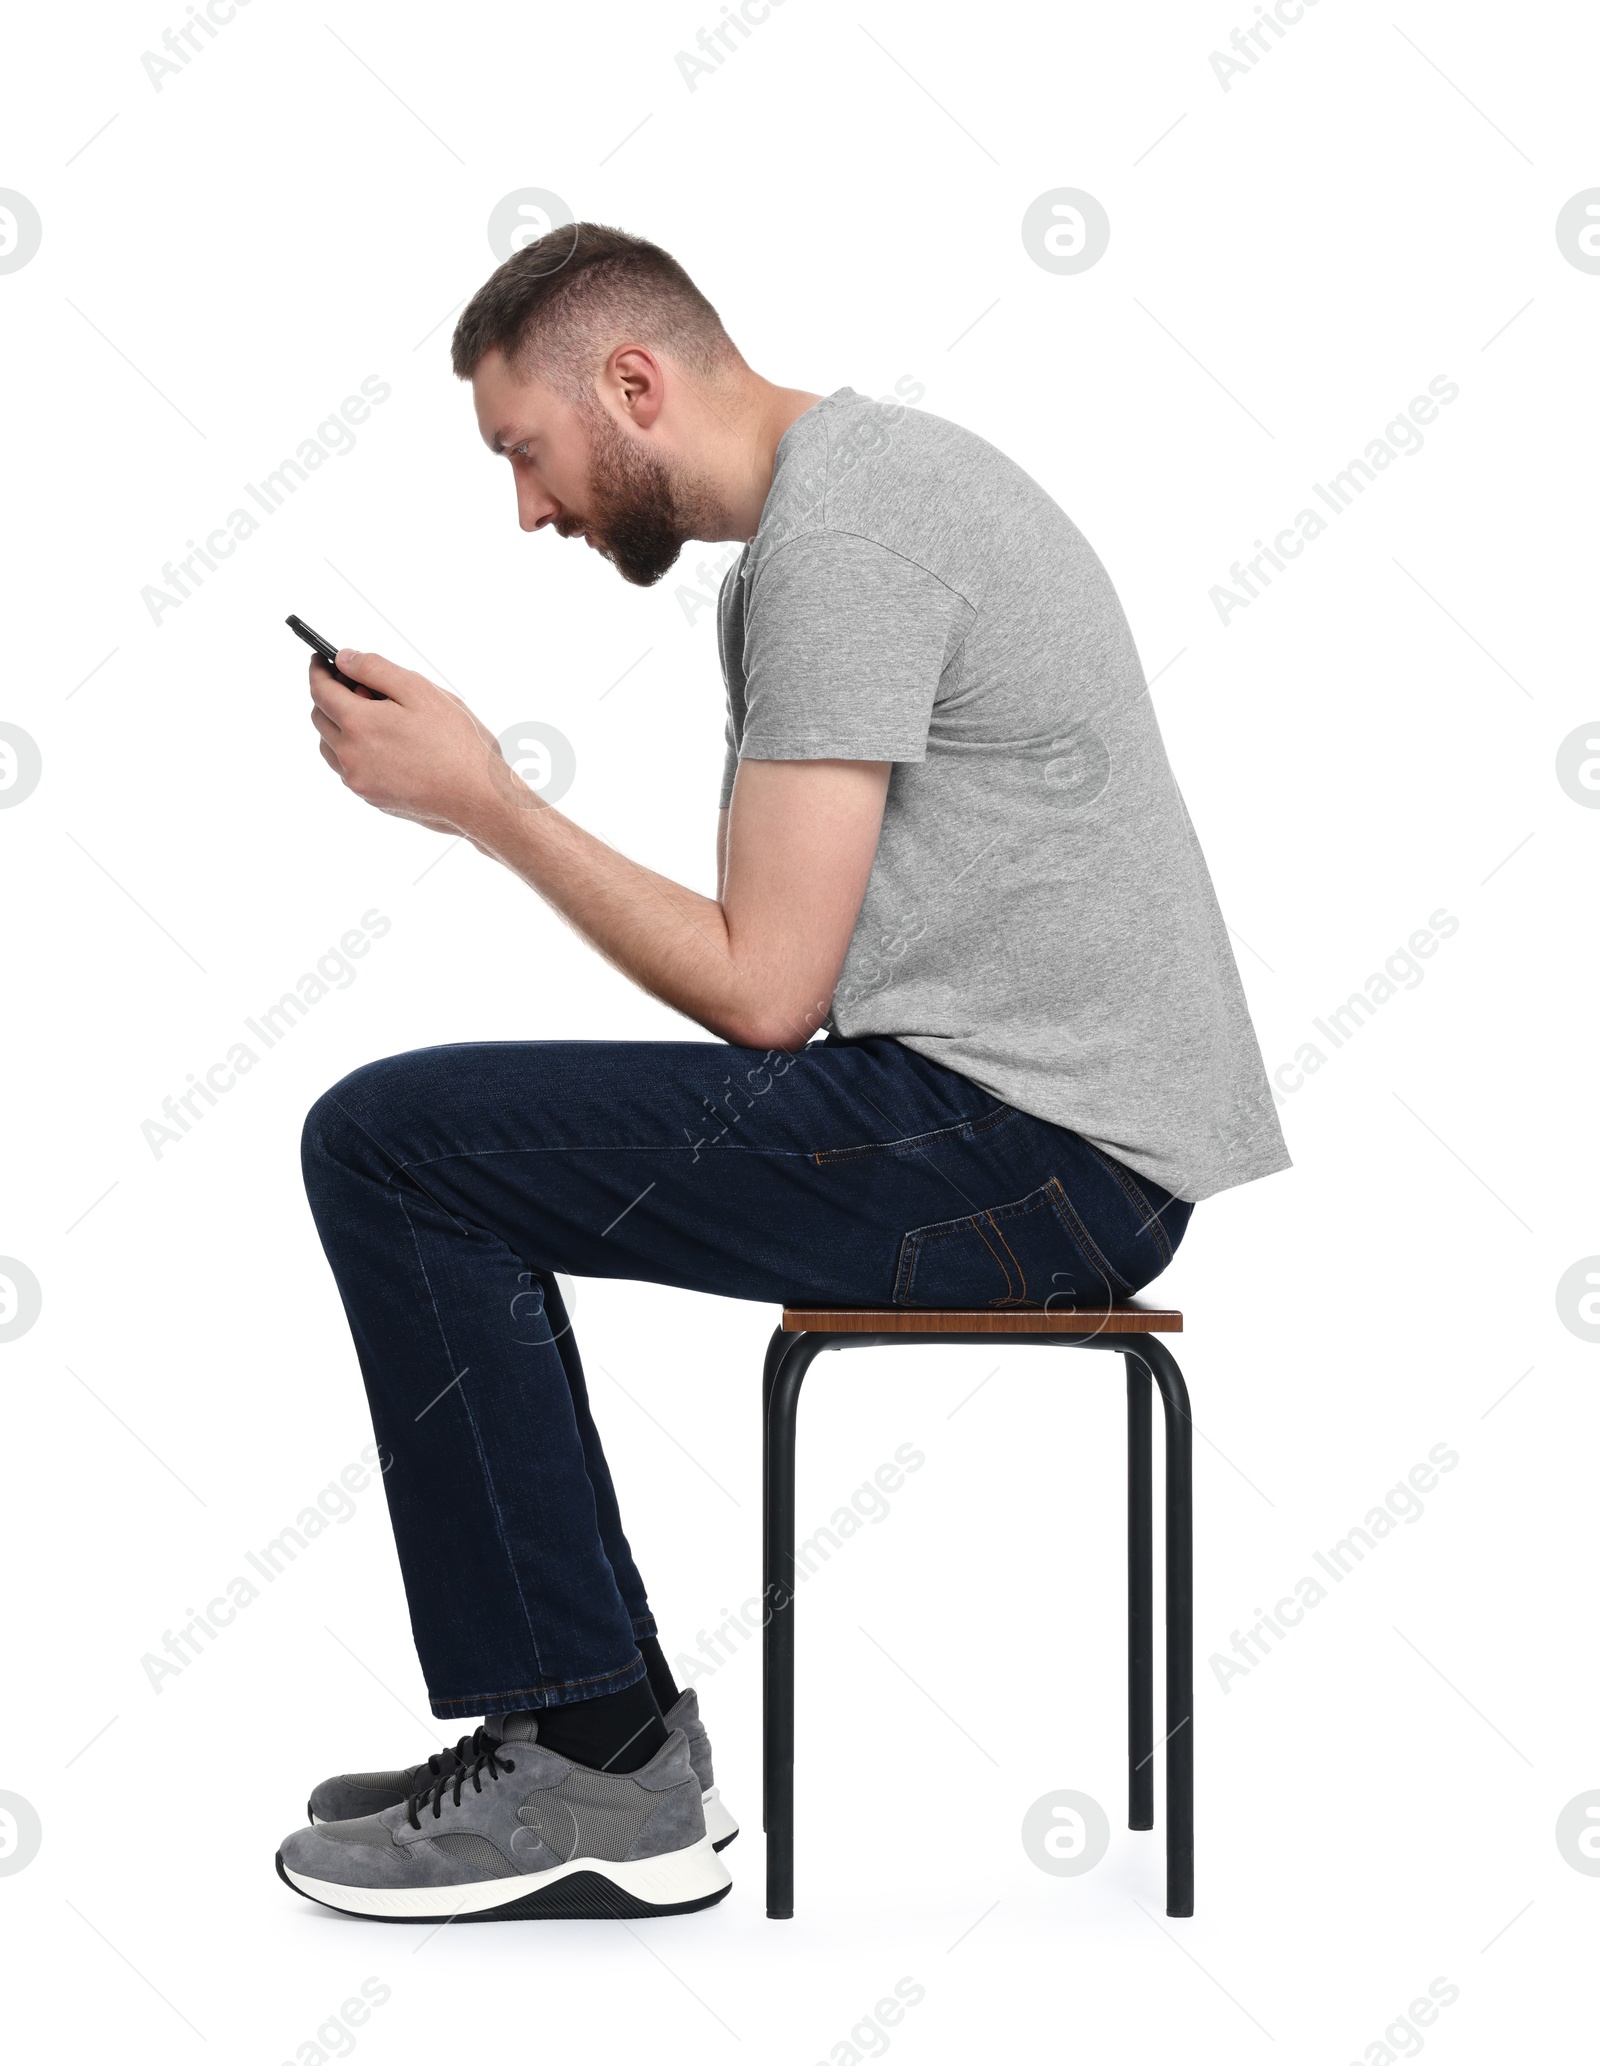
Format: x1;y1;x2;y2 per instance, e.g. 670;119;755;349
308;650;526;842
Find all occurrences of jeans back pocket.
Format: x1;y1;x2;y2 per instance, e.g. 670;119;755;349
891;1178;1134;1310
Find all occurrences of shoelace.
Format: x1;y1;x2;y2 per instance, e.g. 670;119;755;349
405;1739;517;1829
419;1726;492;1782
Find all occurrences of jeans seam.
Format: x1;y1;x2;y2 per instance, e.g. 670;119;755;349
1082;1142;1174;1267
430;1653;648;1713
322;1091;474;1233
395;1143;815;1176
894;1179;1128;1307
1044;1177;1135;1297
812;1101;1016;1166
396;1185;549;1684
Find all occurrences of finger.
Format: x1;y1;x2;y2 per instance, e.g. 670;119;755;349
335;648;427;702
310;704;343;744
318;739;347;777
308;659;356;722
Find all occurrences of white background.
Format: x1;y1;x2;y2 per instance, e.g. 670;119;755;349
2;0;1597;2059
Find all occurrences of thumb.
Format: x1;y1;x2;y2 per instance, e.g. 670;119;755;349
336;648;420;700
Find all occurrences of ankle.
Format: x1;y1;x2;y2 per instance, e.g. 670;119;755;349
530;1672;668;1774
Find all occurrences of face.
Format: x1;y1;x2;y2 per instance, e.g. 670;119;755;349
472;347;705;587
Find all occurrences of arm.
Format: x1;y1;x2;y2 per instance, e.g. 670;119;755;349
309;649;889;1051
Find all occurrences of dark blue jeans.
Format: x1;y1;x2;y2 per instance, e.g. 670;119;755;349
301;1035;1192;1718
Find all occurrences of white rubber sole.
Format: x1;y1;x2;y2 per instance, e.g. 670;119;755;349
282;1832;731;1921
702;1785;739;1850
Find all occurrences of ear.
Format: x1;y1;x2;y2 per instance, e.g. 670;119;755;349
608;345;666;430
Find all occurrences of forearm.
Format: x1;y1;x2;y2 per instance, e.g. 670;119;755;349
306;649;880;1047
464;788;820;1048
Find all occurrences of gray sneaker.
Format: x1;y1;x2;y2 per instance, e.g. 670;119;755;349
278;1716;731;1922
663;1689;738;1851
307;1687;739;1851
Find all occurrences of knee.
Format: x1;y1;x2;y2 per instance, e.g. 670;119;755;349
301;1078;360;1188
300;1052;419;1181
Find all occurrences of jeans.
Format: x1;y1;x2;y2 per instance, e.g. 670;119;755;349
300;1034;1192;1718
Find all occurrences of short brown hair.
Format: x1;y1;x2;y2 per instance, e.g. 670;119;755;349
450;222;741;398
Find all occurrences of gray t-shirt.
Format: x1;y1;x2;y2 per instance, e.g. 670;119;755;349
716;387;1289;1203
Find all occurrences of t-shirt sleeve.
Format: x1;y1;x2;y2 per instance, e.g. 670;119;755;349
735;531;963;765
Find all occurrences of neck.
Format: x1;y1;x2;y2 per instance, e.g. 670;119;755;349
700;372;824;540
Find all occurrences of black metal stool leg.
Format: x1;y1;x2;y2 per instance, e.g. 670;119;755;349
1126;1355;1154;1831
1138;1336;1193;1917
760;1326;792;1836
762;1330;828;1919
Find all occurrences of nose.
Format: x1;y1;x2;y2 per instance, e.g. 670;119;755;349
515;471;560;534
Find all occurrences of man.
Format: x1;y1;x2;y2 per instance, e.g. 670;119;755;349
275;224;1289;1923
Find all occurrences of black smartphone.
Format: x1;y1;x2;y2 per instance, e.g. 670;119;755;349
285;614;385;697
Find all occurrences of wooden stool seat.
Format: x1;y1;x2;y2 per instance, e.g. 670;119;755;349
782;1303;1182;1335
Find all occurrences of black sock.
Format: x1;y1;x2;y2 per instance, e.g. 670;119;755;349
533;1672;667;1774
637;1635;681;1714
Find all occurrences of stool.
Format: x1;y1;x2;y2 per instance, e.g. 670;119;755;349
761;1303;1192;1918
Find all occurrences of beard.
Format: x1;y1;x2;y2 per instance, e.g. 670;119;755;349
560;401;717;587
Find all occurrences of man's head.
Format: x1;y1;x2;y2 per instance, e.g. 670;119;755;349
452;222;743;585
